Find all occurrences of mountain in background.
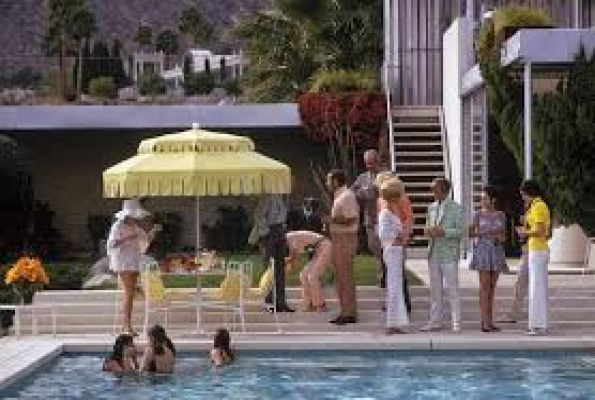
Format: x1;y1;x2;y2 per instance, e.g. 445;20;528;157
0;0;271;74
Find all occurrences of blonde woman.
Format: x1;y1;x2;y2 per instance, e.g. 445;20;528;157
377;178;409;334
285;230;332;312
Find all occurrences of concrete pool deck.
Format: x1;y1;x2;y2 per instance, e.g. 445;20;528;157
1;259;594;390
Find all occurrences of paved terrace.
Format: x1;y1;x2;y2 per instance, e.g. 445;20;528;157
1;259;594;388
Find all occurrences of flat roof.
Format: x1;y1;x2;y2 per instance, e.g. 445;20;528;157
462;28;595;96
0;104;301;130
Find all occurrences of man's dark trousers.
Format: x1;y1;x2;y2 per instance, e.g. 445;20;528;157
264;224;289;308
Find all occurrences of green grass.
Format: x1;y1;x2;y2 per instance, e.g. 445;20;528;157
159;253;423;289
31;254;423;290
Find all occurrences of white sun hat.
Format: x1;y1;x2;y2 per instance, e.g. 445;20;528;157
115;198;150;220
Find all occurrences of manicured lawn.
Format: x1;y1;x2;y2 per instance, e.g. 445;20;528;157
160;253;423;289
28;254;423;290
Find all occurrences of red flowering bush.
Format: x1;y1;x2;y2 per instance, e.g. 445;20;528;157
298;91;386;197
298;92;386;148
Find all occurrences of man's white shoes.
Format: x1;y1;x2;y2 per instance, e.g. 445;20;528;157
420;324;442;332
420;323;461;333
525;328;548;336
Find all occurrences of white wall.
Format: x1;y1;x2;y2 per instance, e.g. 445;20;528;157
442;18;475;204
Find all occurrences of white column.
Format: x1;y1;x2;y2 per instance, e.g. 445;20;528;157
466;0;475;23
574;0;582;28
523;62;533;179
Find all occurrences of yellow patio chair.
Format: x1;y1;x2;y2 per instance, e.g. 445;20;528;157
141;269;194;335
207;259;279;333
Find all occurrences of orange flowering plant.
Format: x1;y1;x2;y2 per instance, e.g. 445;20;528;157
4;257;50;303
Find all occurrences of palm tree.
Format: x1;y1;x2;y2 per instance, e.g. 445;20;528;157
235;0;382;102
179;6;214;46
155;29;179;70
135;23;153;51
71;9;96;99
43;0;95;100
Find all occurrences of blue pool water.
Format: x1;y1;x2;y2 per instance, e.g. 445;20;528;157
4;351;595;399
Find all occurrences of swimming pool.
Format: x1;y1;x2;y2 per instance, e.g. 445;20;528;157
4;351;595;399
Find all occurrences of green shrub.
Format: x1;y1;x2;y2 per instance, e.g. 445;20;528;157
10;68;43;89
534;48;595;234
45;263;86;290
477;6;551;63
184;72;215;95
89;76;117;99
308;69;379;93
223;79;242;96
476;6;553;169
137;72;167;96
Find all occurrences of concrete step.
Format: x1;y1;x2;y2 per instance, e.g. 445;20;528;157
33;286;595;303
393;123;441;130
392;106;440;119
13;318;595;336
393;130;441;137
21;295;595;317
395;151;444;157
394;141;443;148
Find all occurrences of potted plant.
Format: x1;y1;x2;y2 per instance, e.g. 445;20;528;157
4;256;50;304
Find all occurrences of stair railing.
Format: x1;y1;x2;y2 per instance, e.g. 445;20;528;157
438;106;452;182
383;62;397;172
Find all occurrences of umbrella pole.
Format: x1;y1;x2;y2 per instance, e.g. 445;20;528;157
196;195;200;253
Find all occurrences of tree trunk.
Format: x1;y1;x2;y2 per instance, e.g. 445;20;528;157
59;35;67;100
76;38;85;99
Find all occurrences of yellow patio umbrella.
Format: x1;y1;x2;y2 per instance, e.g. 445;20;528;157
103;123;291;251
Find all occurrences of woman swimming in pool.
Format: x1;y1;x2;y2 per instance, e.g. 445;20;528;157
141;325;176;373
103;333;138;373
210;328;235;367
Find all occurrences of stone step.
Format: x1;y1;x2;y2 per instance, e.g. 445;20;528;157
16;306;595;327
11;319;595;336
33;287;595;303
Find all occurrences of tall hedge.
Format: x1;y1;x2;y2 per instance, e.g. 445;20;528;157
534;48;595;234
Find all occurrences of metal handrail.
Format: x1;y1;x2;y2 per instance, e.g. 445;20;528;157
438;105;452;182
383;63;397;172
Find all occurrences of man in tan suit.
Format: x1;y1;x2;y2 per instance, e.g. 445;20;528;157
325;169;360;325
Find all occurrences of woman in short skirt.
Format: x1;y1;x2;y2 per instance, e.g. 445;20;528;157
469;186;507;332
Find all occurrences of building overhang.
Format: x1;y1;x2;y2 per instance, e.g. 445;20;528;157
0;104;301;131
462;28;595;97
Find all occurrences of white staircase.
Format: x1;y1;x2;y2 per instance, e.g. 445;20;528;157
471;112;488;212
390;106;446;250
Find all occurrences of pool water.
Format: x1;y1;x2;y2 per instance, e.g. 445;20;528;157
4;351;595;399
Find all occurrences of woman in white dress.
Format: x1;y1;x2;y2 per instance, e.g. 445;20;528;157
107;198;160;335
377;178;409;334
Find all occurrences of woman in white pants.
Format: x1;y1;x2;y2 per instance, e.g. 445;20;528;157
377;178;409;334
517;180;550;336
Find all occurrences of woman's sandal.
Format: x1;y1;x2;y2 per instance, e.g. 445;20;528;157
385;327;406;335
314;304;327;312
123;327;139;337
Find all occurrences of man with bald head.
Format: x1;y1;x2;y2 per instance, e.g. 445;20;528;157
352;149;386;287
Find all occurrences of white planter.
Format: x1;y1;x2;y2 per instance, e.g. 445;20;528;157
548;224;588;268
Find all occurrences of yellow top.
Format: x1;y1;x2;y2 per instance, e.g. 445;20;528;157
525;197;550;251
103;128;291;197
